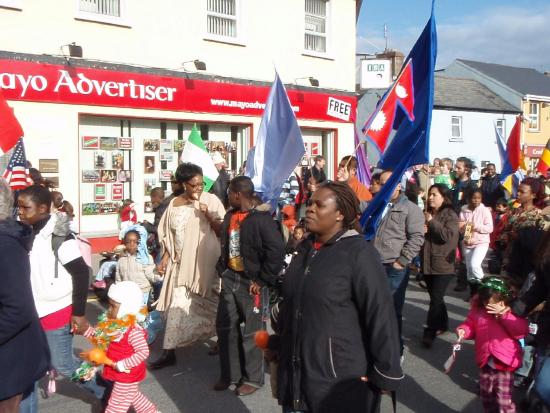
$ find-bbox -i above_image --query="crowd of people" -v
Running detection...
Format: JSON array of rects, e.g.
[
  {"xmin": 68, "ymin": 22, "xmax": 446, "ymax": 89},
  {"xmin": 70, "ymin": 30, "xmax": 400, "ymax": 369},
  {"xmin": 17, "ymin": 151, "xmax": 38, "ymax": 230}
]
[{"xmin": 2, "ymin": 152, "xmax": 550, "ymax": 413}]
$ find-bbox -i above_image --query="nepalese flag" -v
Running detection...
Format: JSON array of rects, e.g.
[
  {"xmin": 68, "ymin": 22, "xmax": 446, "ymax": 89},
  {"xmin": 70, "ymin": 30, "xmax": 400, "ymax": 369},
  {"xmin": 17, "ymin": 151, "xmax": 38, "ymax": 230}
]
[
  {"xmin": 2, "ymin": 138, "xmax": 32, "ymax": 190},
  {"xmin": 0, "ymin": 91, "xmax": 24, "ymax": 155},
  {"xmin": 362, "ymin": 59, "xmax": 415, "ymax": 153}
]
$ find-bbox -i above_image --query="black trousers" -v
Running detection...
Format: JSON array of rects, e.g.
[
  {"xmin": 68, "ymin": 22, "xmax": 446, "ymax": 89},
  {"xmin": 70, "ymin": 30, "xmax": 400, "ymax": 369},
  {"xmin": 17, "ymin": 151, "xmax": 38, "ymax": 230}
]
[
  {"xmin": 424, "ymin": 274, "xmax": 454, "ymax": 335},
  {"xmin": 216, "ymin": 269, "xmax": 265, "ymax": 387}
]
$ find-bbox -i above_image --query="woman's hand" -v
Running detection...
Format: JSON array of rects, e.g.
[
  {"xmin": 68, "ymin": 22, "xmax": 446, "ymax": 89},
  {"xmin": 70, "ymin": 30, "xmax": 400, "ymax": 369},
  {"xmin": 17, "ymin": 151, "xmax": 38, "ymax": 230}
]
[
  {"xmin": 199, "ymin": 202, "xmax": 208, "ymax": 215},
  {"xmin": 424, "ymin": 212, "xmax": 433, "ymax": 222},
  {"xmin": 157, "ymin": 254, "xmax": 169, "ymax": 276}
]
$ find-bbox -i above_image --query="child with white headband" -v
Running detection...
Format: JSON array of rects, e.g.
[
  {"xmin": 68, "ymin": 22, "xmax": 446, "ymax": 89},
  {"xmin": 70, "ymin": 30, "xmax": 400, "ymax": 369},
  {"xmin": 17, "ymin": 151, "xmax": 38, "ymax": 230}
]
[{"xmin": 82, "ymin": 281, "xmax": 160, "ymax": 413}]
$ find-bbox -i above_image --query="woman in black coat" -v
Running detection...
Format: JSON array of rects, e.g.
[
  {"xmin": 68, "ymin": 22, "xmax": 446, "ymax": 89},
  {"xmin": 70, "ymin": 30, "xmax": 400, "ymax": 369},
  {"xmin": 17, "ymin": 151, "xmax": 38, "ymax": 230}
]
[
  {"xmin": 421, "ymin": 184, "xmax": 459, "ymax": 348},
  {"xmin": 274, "ymin": 181, "xmax": 403, "ymax": 413},
  {"xmin": 0, "ymin": 179, "xmax": 49, "ymax": 412}
]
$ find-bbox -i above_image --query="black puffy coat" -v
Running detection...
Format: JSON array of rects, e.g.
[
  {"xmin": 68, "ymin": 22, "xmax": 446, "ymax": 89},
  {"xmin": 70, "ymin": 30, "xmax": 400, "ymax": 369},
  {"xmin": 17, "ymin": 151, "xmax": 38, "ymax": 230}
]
[
  {"xmin": 276, "ymin": 230, "xmax": 403, "ymax": 412},
  {"xmin": 0, "ymin": 219, "xmax": 50, "ymax": 400}
]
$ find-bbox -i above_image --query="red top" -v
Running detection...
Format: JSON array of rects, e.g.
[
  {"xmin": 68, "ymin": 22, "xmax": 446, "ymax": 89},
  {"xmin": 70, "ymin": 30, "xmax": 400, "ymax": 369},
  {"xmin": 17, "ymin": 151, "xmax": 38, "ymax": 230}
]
[
  {"xmin": 103, "ymin": 326, "xmax": 148, "ymax": 383},
  {"xmin": 40, "ymin": 305, "xmax": 72, "ymax": 331}
]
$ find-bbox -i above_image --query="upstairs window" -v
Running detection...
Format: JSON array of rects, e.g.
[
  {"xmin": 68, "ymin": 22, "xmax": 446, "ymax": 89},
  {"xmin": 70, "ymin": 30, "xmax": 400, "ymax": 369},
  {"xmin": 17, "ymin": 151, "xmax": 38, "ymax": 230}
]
[
  {"xmin": 305, "ymin": 0, "xmax": 329, "ymax": 54},
  {"xmin": 528, "ymin": 102, "xmax": 540, "ymax": 131},
  {"xmin": 79, "ymin": 0, "xmax": 120, "ymax": 17},
  {"xmin": 207, "ymin": 0, "xmax": 240, "ymax": 41},
  {"xmin": 75, "ymin": 0, "xmax": 129, "ymax": 27},
  {"xmin": 496, "ymin": 118, "xmax": 506, "ymax": 137},
  {"xmin": 450, "ymin": 116, "xmax": 462, "ymax": 141}
]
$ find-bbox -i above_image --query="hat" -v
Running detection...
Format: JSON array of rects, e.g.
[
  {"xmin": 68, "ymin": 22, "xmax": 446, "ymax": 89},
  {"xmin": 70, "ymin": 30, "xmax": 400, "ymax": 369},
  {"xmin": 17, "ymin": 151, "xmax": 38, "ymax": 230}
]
[
  {"xmin": 108, "ymin": 281, "xmax": 144, "ymax": 319},
  {"xmin": 211, "ymin": 151, "xmax": 226, "ymax": 165}
]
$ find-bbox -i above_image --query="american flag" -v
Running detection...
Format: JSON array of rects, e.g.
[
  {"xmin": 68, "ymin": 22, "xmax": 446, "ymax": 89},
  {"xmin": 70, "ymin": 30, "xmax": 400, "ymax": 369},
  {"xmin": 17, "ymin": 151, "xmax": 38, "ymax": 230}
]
[{"xmin": 2, "ymin": 138, "xmax": 32, "ymax": 190}]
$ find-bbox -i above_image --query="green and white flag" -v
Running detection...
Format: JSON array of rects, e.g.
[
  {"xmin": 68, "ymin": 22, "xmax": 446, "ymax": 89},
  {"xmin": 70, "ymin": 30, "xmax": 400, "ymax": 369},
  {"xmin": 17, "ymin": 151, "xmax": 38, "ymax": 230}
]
[{"xmin": 180, "ymin": 125, "xmax": 218, "ymax": 191}]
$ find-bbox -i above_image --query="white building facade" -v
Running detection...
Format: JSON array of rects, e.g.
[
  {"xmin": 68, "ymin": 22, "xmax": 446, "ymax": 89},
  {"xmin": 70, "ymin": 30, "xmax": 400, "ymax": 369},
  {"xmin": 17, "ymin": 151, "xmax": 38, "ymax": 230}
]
[
  {"xmin": 430, "ymin": 109, "xmax": 518, "ymax": 170},
  {"xmin": 0, "ymin": 0, "xmax": 358, "ymax": 247}
]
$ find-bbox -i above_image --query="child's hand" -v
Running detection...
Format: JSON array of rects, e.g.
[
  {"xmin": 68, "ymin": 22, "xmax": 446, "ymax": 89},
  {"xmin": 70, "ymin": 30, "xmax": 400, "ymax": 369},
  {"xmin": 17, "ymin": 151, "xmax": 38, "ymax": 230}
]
[
  {"xmin": 486, "ymin": 301, "xmax": 510, "ymax": 318},
  {"xmin": 114, "ymin": 361, "xmax": 130, "ymax": 373},
  {"xmin": 456, "ymin": 328, "xmax": 465, "ymax": 341}
]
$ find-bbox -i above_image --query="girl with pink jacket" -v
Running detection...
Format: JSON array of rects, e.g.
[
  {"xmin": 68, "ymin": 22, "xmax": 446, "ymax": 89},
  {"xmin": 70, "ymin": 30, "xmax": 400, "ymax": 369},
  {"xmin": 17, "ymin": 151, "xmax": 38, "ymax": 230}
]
[
  {"xmin": 457, "ymin": 277, "xmax": 528, "ymax": 413},
  {"xmin": 459, "ymin": 189, "xmax": 493, "ymax": 296}
]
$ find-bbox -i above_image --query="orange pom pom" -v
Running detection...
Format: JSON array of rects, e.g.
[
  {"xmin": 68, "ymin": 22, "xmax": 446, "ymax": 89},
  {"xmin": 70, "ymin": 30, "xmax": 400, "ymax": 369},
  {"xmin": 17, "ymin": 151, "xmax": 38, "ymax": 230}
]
[
  {"xmin": 87, "ymin": 347, "xmax": 113, "ymax": 366},
  {"xmin": 254, "ymin": 330, "xmax": 270, "ymax": 349}
]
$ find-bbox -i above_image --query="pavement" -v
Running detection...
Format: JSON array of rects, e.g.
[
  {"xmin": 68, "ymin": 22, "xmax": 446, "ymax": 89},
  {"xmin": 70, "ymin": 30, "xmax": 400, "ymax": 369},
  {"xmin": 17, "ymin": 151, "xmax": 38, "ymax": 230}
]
[{"xmin": 35, "ymin": 272, "xmax": 495, "ymax": 413}]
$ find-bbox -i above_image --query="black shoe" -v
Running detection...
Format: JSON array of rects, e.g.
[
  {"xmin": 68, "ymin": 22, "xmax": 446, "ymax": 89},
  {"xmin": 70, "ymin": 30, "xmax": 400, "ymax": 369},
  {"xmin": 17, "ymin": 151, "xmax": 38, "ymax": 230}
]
[
  {"xmin": 422, "ymin": 329, "xmax": 435, "ymax": 348},
  {"xmin": 213, "ymin": 380, "xmax": 231, "ymax": 391},
  {"xmin": 149, "ymin": 349, "xmax": 176, "ymax": 370},
  {"xmin": 453, "ymin": 283, "xmax": 467, "ymax": 292}
]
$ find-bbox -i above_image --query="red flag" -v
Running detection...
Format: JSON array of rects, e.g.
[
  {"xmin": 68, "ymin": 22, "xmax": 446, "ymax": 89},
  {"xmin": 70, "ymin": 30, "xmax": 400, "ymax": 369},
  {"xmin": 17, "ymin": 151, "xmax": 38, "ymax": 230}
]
[
  {"xmin": 363, "ymin": 60, "xmax": 415, "ymax": 153},
  {"xmin": 2, "ymin": 138, "xmax": 32, "ymax": 190},
  {"xmin": 0, "ymin": 91, "xmax": 24, "ymax": 154},
  {"xmin": 506, "ymin": 116, "xmax": 525, "ymax": 171}
]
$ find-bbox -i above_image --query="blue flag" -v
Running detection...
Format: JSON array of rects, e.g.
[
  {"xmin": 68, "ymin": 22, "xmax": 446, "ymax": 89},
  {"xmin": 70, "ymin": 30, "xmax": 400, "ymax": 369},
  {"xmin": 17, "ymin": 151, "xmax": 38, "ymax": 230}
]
[
  {"xmin": 246, "ymin": 72, "xmax": 305, "ymax": 206},
  {"xmin": 360, "ymin": 5, "xmax": 437, "ymax": 239}
]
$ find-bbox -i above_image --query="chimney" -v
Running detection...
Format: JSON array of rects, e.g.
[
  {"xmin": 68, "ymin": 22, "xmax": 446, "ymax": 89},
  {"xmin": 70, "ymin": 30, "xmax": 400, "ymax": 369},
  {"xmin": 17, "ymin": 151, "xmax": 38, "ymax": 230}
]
[{"xmin": 375, "ymin": 49, "xmax": 405, "ymax": 79}]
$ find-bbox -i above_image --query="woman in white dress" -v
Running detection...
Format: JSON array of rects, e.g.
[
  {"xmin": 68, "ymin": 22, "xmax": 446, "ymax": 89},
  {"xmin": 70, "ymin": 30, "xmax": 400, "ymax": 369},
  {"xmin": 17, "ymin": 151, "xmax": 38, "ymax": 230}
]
[{"xmin": 150, "ymin": 162, "xmax": 225, "ymax": 369}]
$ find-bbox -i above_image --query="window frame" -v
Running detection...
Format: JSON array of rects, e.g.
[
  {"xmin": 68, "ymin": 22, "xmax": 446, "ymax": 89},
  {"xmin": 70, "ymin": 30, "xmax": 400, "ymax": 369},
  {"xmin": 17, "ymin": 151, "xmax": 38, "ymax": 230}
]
[
  {"xmin": 204, "ymin": 0, "xmax": 245, "ymax": 46},
  {"xmin": 303, "ymin": 0, "xmax": 333, "ymax": 59},
  {"xmin": 74, "ymin": 0, "xmax": 131, "ymax": 28},
  {"xmin": 528, "ymin": 102, "xmax": 540, "ymax": 132},
  {"xmin": 450, "ymin": 115, "xmax": 463, "ymax": 142},
  {"xmin": 0, "ymin": 0, "xmax": 23, "ymax": 10},
  {"xmin": 496, "ymin": 118, "xmax": 506, "ymax": 137}
]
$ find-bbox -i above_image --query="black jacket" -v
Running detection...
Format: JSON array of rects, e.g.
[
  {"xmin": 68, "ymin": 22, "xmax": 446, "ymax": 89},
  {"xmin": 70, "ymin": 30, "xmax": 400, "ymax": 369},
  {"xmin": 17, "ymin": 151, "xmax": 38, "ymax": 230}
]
[
  {"xmin": 0, "ymin": 219, "xmax": 50, "ymax": 400},
  {"xmin": 452, "ymin": 179, "xmax": 478, "ymax": 212},
  {"xmin": 512, "ymin": 259, "xmax": 550, "ymax": 348},
  {"xmin": 210, "ymin": 168, "xmax": 231, "ymax": 208},
  {"xmin": 480, "ymin": 174, "xmax": 505, "ymax": 209},
  {"xmin": 218, "ymin": 205, "xmax": 285, "ymax": 287},
  {"xmin": 275, "ymin": 230, "xmax": 403, "ymax": 412}
]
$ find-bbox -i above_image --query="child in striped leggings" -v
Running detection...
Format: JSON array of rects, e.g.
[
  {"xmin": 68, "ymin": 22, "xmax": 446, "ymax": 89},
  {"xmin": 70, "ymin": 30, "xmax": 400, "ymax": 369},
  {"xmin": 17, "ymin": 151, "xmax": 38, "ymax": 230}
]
[{"xmin": 84, "ymin": 281, "xmax": 160, "ymax": 413}]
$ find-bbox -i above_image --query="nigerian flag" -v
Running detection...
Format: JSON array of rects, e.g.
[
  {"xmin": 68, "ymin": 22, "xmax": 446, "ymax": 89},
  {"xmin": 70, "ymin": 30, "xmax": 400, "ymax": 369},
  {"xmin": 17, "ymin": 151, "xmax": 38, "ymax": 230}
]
[{"xmin": 180, "ymin": 125, "xmax": 218, "ymax": 191}]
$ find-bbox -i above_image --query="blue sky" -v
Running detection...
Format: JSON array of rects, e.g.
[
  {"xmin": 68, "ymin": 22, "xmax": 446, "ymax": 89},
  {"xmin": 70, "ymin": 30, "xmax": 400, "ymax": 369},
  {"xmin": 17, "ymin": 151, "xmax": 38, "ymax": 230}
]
[{"xmin": 357, "ymin": 0, "xmax": 550, "ymax": 71}]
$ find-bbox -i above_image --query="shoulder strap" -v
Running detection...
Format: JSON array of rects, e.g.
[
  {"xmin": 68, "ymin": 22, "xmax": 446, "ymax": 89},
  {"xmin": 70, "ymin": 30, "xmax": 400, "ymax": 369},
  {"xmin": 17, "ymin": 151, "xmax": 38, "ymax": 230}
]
[{"xmin": 51, "ymin": 234, "xmax": 66, "ymax": 278}]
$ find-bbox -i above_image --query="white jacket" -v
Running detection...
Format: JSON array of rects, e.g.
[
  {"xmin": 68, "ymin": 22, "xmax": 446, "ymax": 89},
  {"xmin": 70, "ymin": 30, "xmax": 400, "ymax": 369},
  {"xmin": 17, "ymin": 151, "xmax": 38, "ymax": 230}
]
[{"xmin": 29, "ymin": 215, "xmax": 82, "ymax": 318}]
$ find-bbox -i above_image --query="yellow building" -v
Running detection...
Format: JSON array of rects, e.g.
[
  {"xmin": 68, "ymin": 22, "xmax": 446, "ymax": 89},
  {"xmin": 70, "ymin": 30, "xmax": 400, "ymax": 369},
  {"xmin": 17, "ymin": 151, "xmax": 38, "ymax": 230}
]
[{"xmin": 523, "ymin": 97, "xmax": 550, "ymax": 169}]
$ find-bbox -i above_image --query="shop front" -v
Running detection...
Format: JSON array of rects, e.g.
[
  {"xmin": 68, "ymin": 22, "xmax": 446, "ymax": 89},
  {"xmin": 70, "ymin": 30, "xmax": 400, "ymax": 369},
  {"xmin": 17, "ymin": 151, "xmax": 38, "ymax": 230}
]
[{"xmin": 1, "ymin": 54, "xmax": 356, "ymax": 248}]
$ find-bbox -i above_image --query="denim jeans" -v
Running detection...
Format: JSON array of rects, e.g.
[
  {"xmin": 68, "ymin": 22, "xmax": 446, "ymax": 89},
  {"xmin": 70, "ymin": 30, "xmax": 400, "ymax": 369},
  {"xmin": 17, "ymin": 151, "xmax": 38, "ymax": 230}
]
[
  {"xmin": 534, "ymin": 347, "xmax": 550, "ymax": 406},
  {"xmin": 18, "ymin": 383, "xmax": 37, "ymax": 413},
  {"xmin": 383, "ymin": 264, "xmax": 410, "ymax": 354},
  {"xmin": 44, "ymin": 323, "xmax": 105, "ymax": 399},
  {"xmin": 216, "ymin": 269, "xmax": 265, "ymax": 387}
]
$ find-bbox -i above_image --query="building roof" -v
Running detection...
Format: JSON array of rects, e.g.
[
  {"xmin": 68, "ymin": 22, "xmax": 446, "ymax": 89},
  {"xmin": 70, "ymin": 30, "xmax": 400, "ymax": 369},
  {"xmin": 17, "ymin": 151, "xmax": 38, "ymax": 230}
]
[
  {"xmin": 434, "ymin": 76, "xmax": 519, "ymax": 113},
  {"xmin": 456, "ymin": 59, "xmax": 550, "ymax": 97}
]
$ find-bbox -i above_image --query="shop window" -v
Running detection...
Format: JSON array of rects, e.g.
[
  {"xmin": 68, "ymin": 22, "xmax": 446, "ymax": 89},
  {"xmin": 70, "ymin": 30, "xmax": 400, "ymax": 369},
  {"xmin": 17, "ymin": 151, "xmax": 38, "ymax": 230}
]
[
  {"xmin": 304, "ymin": 0, "xmax": 329, "ymax": 55},
  {"xmin": 496, "ymin": 118, "xmax": 506, "ymax": 137},
  {"xmin": 450, "ymin": 116, "xmax": 462, "ymax": 142},
  {"xmin": 528, "ymin": 103, "xmax": 540, "ymax": 131},
  {"xmin": 75, "ymin": 0, "xmax": 130, "ymax": 27},
  {"xmin": 206, "ymin": 0, "xmax": 243, "ymax": 44}
]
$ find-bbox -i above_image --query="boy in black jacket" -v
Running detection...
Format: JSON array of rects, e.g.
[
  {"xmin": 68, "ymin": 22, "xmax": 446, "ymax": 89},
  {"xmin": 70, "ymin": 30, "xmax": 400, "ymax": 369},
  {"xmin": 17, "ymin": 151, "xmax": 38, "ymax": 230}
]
[{"xmin": 214, "ymin": 176, "xmax": 285, "ymax": 396}]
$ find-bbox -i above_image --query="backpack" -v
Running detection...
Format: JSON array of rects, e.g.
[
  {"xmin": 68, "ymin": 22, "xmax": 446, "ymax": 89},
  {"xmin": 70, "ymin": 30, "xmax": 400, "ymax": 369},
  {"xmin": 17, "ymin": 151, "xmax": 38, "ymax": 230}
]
[{"xmin": 51, "ymin": 233, "xmax": 92, "ymax": 278}]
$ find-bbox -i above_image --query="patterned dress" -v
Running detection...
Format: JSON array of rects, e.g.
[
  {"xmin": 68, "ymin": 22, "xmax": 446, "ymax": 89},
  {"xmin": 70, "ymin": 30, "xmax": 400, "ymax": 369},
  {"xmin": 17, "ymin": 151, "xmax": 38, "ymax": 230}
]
[{"xmin": 162, "ymin": 205, "xmax": 219, "ymax": 349}]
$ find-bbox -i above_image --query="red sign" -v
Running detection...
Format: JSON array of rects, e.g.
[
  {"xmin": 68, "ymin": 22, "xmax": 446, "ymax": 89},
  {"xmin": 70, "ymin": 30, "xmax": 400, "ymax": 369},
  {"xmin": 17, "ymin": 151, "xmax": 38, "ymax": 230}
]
[
  {"xmin": 82, "ymin": 136, "xmax": 99, "ymax": 149},
  {"xmin": 524, "ymin": 145, "xmax": 546, "ymax": 158},
  {"xmin": 112, "ymin": 183, "xmax": 124, "ymax": 201},
  {"xmin": 0, "ymin": 59, "xmax": 356, "ymax": 123}
]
